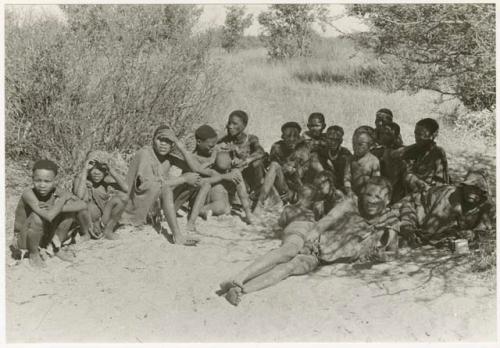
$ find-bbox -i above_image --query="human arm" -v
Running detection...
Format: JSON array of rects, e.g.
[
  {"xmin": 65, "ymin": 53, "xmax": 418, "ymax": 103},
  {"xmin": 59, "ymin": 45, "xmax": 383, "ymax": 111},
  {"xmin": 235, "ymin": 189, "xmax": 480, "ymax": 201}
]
[
  {"xmin": 172, "ymin": 138, "xmax": 216, "ymax": 177},
  {"xmin": 104, "ymin": 163, "xmax": 129, "ymax": 194},
  {"xmin": 73, "ymin": 160, "xmax": 93, "ymax": 199},
  {"xmin": 371, "ymin": 156, "xmax": 381, "ymax": 177},
  {"xmin": 22, "ymin": 190, "xmax": 71, "ymax": 223}
]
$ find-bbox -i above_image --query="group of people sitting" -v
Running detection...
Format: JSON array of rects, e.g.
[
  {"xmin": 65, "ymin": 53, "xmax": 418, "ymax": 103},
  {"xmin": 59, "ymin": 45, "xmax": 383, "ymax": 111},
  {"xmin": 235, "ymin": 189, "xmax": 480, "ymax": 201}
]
[{"xmin": 12, "ymin": 108, "xmax": 493, "ymax": 305}]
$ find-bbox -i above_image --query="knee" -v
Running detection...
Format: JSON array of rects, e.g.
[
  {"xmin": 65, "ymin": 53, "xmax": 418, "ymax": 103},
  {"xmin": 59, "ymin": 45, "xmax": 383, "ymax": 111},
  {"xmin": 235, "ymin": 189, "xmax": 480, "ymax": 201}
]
[
  {"xmin": 27, "ymin": 213, "xmax": 44, "ymax": 229},
  {"xmin": 268, "ymin": 162, "xmax": 280, "ymax": 172}
]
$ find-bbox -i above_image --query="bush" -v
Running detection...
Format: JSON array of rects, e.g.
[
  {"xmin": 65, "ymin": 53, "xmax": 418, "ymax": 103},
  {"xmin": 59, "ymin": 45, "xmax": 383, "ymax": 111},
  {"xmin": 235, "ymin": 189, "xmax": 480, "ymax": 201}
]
[{"xmin": 5, "ymin": 5, "xmax": 224, "ymax": 176}]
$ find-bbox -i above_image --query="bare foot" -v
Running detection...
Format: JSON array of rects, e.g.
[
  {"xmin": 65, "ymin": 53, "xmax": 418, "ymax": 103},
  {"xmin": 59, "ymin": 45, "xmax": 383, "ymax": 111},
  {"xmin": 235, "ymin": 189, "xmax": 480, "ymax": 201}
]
[
  {"xmin": 225, "ymin": 286, "xmax": 243, "ymax": 306},
  {"xmin": 245, "ymin": 213, "xmax": 259, "ymax": 225},
  {"xmin": 104, "ymin": 231, "xmax": 119, "ymax": 240},
  {"xmin": 80, "ymin": 233, "xmax": 91, "ymax": 242},
  {"xmin": 253, "ymin": 203, "xmax": 265, "ymax": 216},
  {"xmin": 29, "ymin": 254, "xmax": 47, "ymax": 269},
  {"xmin": 216, "ymin": 280, "xmax": 243, "ymax": 296},
  {"xmin": 174, "ymin": 234, "xmax": 199, "ymax": 246},
  {"xmin": 55, "ymin": 249, "xmax": 75, "ymax": 263}
]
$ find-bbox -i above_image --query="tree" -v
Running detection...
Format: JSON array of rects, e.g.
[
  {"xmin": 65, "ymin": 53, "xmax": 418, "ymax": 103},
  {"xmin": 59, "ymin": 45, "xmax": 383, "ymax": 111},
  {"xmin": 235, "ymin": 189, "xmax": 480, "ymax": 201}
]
[
  {"xmin": 6, "ymin": 5, "xmax": 223, "ymax": 175},
  {"xmin": 221, "ymin": 5, "xmax": 253, "ymax": 52},
  {"xmin": 349, "ymin": 4, "xmax": 495, "ymax": 111},
  {"xmin": 258, "ymin": 4, "xmax": 330, "ymax": 60}
]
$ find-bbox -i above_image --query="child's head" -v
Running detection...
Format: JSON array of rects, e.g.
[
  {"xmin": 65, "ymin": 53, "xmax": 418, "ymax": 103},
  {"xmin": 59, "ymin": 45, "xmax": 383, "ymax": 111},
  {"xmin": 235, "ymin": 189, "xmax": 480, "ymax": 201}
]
[
  {"xmin": 325, "ymin": 125, "xmax": 344, "ymax": 151},
  {"xmin": 226, "ymin": 110, "xmax": 248, "ymax": 137},
  {"xmin": 298, "ymin": 183, "xmax": 318, "ymax": 208},
  {"xmin": 378, "ymin": 122, "xmax": 400, "ymax": 147},
  {"xmin": 214, "ymin": 151, "xmax": 232, "ymax": 172},
  {"xmin": 281, "ymin": 122, "xmax": 302, "ymax": 150},
  {"xmin": 195, "ymin": 124, "xmax": 218, "ymax": 156},
  {"xmin": 314, "ymin": 171, "xmax": 335, "ymax": 198},
  {"xmin": 359, "ymin": 176, "xmax": 392, "ymax": 219},
  {"xmin": 153, "ymin": 124, "xmax": 176, "ymax": 156},
  {"xmin": 88, "ymin": 161, "xmax": 108, "ymax": 184},
  {"xmin": 32, "ymin": 160, "xmax": 58, "ymax": 197},
  {"xmin": 375, "ymin": 108, "xmax": 393, "ymax": 129},
  {"xmin": 414, "ymin": 118, "xmax": 439, "ymax": 146},
  {"xmin": 293, "ymin": 141, "xmax": 311, "ymax": 165},
  {"xmin": 460, "ymin": 168, "xmax": 489, "ymax": 206},
  {"xmin": 306, "ymin": 112, "xmax": 326, "ymax": 138},
  {"xmin": 352, "ymin": 130, "xmax": 374, "ymax": 158}
]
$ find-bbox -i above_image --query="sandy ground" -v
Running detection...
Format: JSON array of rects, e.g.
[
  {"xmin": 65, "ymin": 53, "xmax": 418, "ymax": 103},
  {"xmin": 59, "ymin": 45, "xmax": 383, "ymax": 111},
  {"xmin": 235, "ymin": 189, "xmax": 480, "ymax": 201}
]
[
  {"xmin": 5, "ymin": 202, "xmax": 497, "ymax": 342},
  {"xmin": 4, "ymin": 146, "xmax": 497, "ymax": 343}
]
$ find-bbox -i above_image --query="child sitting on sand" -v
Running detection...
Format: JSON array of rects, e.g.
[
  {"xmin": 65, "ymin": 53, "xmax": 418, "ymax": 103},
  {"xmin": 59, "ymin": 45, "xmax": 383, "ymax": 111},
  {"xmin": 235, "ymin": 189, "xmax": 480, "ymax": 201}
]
[
  {"xmin": 309, "ymin": 125, "xmax": 352, "ymax": 194},
  {"xmin": 402, "ymin": 118, "xmax": 449, "ymax": 193},
  {"xmin": 344, "ymin": 127, "xmax": 380, "ymax": 197},
  {"xmin": 303, "ymin": 112, "xmax": 327, "ymax": 153},
  {"xmin": 254, "ymin": 121, "xmax": 304, "ymax": 212},
  {"xmin": 218, "ymin": 110, "xmax": 267, "ymax": 198},
  {"xmin": 217, "ymin": 184, "xmax": 320, "ymax": 306},
  {"xmin": 186, "ymin": 151, "xmax": 257, "ymax": 230},
  {"xmin": 11, "ymin": 160, "xmax": 89, "ymax": 268},
  {"xmin": 73, "ymin": 157, "xmax": 129, "ymax": 240}
]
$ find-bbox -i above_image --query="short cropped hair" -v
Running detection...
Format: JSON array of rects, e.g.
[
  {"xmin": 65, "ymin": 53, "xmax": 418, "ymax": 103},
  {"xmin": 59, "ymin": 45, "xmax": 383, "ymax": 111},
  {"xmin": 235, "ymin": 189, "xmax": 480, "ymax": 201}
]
[
  {"xmin": 195, "ymin": 124, "xmax": 218, "ymax": 140},
  {"xmin": 327, "ymin": 125, "xmax": 344, "ymax": 136},
  {"xmin": 229, "ymin": 110, "xmax": 249, "ymax": 126},
  {"xmin": 376, "ymin": 108, "xmax": 393, "ymax": 119},
  {"xmin": 387, "ymin": 122, "xmax": 401, "ymax": 137},
  {"xmin": 281, "ymin": 121, "xmax": 302, "ymax": 134},
  {"xmin": 315, "ymin": 170, "xmax": 336, "ymax": 186},
  {"xmin": 33, "ymin": 159, "xmax": 58, "ymax": 176},
  {"xmin": 308, "ymin": 112, "xmax": 325, "ymax": 124},
  {"xmin": 416, "ymin": 118, "xmax": 439, "ymax": 134},
  {"xmin": 361, "ymin": 176, "xmax": 392, "ymax": 198},
  {"xmin": 354, "ymin": 125, "xmax": 376, "ymax": 139}
]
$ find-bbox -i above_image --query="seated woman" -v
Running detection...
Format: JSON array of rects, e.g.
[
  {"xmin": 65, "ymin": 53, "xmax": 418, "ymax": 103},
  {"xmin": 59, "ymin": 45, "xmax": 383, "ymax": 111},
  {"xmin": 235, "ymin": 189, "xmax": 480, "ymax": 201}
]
[{"xmin": 73, "ymin": 158, "xmax": 129, "ymax": 240}]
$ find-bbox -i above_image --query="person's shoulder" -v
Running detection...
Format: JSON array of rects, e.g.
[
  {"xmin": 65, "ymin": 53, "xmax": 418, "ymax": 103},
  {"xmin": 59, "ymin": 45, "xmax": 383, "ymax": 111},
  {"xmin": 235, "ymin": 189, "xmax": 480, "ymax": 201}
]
[
  {"xmin": 20, "ymin": 188, "xmax": 35, "ymax": 201},
  {"xmin": 340, "ymin": 146, "xmax": 352, "ymax": 156},
  {"xmin": 433, "ymin": 145, "xmax": 448, "ymax": 158},
  {"xmin": 218, "ymin": 134, "xmax": 230, "ymax": 144},
  {"xmin": 248, "ymin": 134, "xmax": 260, "ymax": 143}
]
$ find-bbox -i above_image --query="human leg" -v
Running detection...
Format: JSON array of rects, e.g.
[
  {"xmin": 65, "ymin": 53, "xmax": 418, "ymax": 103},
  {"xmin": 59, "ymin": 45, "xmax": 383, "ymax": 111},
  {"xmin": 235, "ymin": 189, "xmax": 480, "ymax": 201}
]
[
  {"xmin": 186, "ymin": 182, "xmax": 212, "ymax": 231},
  {"xmin": 24, "ymin": 214, "xmax": 47, "ymax": 268},
  {"xmin": 160, "ymin": 185, "xmax": 199, "ymax": 246},
  {"xmin": 102, "ymin": 194, "xmax": 128, "ymax": 240},
  {"xmin": 224, "ymin": 254, "xmax": 319, "ymax": 306}
]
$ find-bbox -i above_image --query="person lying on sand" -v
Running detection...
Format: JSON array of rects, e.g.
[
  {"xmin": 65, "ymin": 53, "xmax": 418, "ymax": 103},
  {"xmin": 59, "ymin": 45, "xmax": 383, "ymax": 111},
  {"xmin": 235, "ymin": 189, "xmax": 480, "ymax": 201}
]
[
  {"xmin": 217, "ymin": 177, "xmax": 399, "ymax": 306},
  {"xmin": 398, "ymin": 167, "xmax": 493, "ymax": 248},
  {"xmin": 309, "ymin": 125, "xmax": 352, "ymax": 194},
  {"xmin": 217, "ymin": 184, "xmax": 319, "ymax": 306},
  {"xmin": 186, "ymin": 151, "xmax": 258, "ymax": 230},
  {"xmin": 11, "ymin": 160, "xmax": 89, "ymax": 268},
  {"xmin": 254, "ymin": 122, "xmax": 305, "ymax": 213},
  {"xmin": 344, "ymin": 128, "xmax": 380, "ymax": 197},
  {"xmin": 218, "ymin": 110, "xmax": 267, "ymax": 202},
  {"xmin": 118, "ymin": 125, "xmax": 216, "ymax": 246},
  {"xmin": 73, "ymin": 157, "xmax": 128, "ymax": 240}
]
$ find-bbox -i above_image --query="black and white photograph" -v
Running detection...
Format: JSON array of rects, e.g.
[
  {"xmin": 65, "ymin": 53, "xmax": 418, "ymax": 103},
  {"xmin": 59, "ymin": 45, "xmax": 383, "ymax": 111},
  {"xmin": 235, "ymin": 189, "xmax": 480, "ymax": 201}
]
[{"xmin": 3, "ymin": 2, "xmax": 497, "ymax": 343}]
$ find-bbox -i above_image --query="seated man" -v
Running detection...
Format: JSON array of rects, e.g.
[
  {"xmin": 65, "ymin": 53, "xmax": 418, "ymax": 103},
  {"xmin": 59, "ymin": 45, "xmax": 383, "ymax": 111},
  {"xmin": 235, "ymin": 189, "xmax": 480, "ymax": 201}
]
[
  {"xmin": 371, "ymin": 122, "xmax": 406, "ymax": 203},
  {"xmin": 309, "ymin": 125, "xmax": 352, "ymax": 194},
  {"xmin": 344, "ymin": 127, "xmax": 380, "ymax": 196},
  {"xmin": 173, "ymin": 124, "xmax": 219, "ymax": 212},
  {"xmin": 217, "ymin": 177, "xmax": 399, "ymax": 306},
  {"xmin": 218, "ymin": 110, "xmax": 267, "ymax": 198},
  {"xmin": 374, "ymin": 108, "xmax": 403, "ymax": 147},
  {"xmin": 119, "ymin": 125, "xmax": 214, "ymax": 246},
  {"xmin": 399, "ymin": 167, "xmax": 493, "ymax": 248},
  {"xmin": 11, "ymin": 160, "xmax": 89, "ymax": 268},
  {"xmin": 402, "ymin": 118, "xmax": 449, "ymax": 193},
  {"xmin": 254, "ymin": 121, "xmax": 303, "ymax": 212},
  {"xmin": 186, "ymin": 151, "xmax": 257, "ymax": 229},
  {"xmin": 73, "ymin": 157, "xmax": 129, "ymax": 240}
]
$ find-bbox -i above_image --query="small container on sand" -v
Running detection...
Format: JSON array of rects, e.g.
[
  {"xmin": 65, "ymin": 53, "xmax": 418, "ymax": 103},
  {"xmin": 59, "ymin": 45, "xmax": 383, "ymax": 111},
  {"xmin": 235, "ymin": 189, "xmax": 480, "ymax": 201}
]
[{"xmin": 454, "ymin": 239, "xmax": 470, "ymax": 255}]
